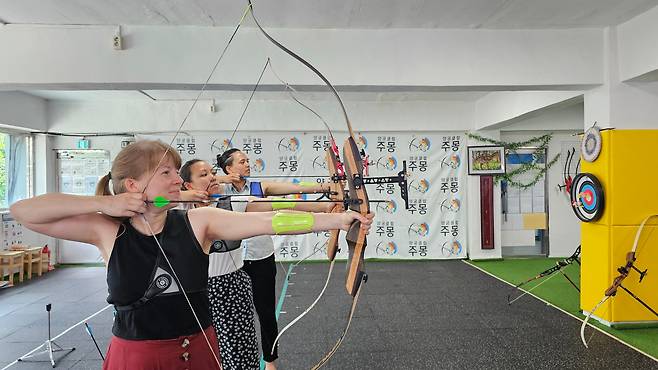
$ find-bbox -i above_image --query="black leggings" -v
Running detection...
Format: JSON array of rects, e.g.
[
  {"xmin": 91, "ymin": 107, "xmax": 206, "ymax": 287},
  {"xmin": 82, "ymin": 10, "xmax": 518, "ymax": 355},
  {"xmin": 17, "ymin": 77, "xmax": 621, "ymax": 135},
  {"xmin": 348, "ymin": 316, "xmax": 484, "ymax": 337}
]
[{"xmin": 243, "ymin": 254, "xmax": 279, "ymax": 362}]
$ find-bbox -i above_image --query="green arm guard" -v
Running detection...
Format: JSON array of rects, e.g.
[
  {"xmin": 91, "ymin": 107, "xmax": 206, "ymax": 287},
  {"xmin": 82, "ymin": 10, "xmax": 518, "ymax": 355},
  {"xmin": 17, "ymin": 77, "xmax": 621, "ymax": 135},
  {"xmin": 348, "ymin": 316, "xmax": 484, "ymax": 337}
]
[
  {"xmin": 272, "ymin": 212, "xmax": 315, "ymax": 234},
  {"xmin": 271, "ymin": 197, "xmax": 297, "ymax": 210}
]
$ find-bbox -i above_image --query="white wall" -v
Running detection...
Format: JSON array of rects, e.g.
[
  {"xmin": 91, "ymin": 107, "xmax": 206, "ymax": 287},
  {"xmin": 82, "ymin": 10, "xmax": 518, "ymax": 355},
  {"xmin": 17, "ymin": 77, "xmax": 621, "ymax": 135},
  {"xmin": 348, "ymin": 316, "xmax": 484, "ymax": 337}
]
[
  {"xmin": 47, "ymin": 98, "xmax": 475, "ymax": 133},
  {"xmin": 585, "ymin": 27, "xmax": 658, "ymax": 130},
  {"xmin": 0, "ymin": 25, "xmax": 603, "ymax": 89},
  {"xmin": 475, "ymin": 91, "xmax": 583, "ymax": 131},
  {"xmin": 617, "ymin": 4, "xmax": 658, "ymax": 81},
  {"xmin": 0, "ymin": 92, "xmax": 47, "ymax": 131},
  {"xmin": 501, "ymin": 103, "xmax": 584, "ymax": 132}
]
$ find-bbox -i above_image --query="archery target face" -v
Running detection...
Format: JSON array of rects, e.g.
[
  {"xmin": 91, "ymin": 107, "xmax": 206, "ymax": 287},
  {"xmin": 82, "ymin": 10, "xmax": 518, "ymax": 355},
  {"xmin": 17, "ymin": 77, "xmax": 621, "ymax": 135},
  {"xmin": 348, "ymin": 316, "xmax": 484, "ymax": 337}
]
[
  {"xmin": 570, "ymin": 173, "xmax": 604, "ymax": 222},
  {"xmin": 581, "ymin": 126, "xmax": 602, "ymax": 162}
]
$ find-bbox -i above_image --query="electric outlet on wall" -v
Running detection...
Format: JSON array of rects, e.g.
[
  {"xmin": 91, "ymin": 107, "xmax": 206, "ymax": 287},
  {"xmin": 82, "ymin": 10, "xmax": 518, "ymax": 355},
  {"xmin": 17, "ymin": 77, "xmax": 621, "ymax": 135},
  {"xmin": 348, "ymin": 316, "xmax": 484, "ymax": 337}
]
[{"xmin": 113, "ymin": 26, "xmax": 122, "ymax": 50}]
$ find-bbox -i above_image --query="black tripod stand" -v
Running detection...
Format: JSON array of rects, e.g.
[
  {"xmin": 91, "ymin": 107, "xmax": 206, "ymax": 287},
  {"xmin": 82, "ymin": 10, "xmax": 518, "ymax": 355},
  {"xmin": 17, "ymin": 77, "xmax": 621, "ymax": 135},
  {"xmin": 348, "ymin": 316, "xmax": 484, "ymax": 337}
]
[{"xmin": 18, "ymin": 304, "xmax": 75, "ymax": 368}]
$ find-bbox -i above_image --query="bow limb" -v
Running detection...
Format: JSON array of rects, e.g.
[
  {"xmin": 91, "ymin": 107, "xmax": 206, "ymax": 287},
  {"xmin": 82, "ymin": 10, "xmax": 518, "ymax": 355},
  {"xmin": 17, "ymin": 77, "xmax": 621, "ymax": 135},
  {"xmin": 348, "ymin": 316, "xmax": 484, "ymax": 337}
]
[
  {"xmin": 581, "ymin": 215, "xmax": 658, "ymax": 348},
  {"xmin": 507, "ymin": 245, "xmax": 580, "ymax": 305},
  {"xmin": 234, "ymin": 41, "xmax": 350, "ymax": 353},
  {"xmin": 310, "ymin": 283, "xmax": 365, "ymax": 370},
  {"xmin": 247, "ymin": 0, "xmax": 353, "ymax": 135},
  {"xmin": 247, "ymin": 1, "xmax": 366, "ymax": 268},
  {"xmin": 507, "ymin": 267, "xmax": 563, "ymax": 306},
  {"xmin": 581, "ymin": 295, "xmax": 610, "ymax": 348},
  {"xmin": 246, "ymin": 3, "xmax": 369, "ymax": 367},
  {"xmin": 270, "ymin": 260, "xmax": 336, "ymax": 355}
]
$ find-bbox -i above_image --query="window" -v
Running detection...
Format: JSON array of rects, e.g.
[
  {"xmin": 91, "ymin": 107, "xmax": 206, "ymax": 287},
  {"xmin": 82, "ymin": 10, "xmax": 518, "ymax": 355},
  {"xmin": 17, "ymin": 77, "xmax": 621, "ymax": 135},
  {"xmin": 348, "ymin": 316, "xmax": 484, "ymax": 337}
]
[{"xmin": 0, "ymin": 132, "xmax": 32, "ymax": 209}]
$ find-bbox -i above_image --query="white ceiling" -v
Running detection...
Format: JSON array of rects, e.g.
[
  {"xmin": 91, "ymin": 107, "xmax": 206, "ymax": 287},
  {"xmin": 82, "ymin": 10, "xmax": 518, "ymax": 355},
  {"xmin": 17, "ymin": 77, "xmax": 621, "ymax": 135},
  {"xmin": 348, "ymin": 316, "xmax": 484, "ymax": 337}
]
[{"xmin": 0, "ymin": 0, "xmax": 656, "ymax": 29}]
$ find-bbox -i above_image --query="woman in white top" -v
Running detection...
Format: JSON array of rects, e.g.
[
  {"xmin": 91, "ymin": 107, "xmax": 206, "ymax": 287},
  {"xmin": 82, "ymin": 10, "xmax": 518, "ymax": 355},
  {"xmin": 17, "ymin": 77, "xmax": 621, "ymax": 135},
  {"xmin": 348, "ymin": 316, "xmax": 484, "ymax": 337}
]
[
  {"xmin": 215, "ymin": 149, "xmax": 332, "ymax": 370},
  {"xmin": 180, "ymin": 159, "xmax": 262, "ymax": 370}
]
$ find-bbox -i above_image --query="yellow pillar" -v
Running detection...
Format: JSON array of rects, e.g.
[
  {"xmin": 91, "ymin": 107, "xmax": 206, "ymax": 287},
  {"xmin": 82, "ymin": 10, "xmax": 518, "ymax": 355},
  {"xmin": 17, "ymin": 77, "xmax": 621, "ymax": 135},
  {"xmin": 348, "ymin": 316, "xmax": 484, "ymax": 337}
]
[{"xmin": 580, "ymin": 129, "xmax": 658, "ymax": 326}]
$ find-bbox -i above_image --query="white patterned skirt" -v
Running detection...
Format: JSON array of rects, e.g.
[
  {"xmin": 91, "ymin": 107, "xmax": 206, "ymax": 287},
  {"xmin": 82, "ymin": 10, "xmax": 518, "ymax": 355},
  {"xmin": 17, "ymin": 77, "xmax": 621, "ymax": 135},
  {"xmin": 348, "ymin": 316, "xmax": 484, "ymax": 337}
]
[{"xmin": 208, "ymin": 269, "xmax": 259, "ymax": 370}]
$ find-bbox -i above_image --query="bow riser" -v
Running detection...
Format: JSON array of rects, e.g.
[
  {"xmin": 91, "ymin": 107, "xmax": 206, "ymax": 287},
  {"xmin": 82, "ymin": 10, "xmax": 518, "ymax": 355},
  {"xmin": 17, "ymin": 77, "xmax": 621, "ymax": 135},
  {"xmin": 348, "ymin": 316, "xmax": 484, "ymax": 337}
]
[
  {"xmin": 326, "ymin": 211, "xmax": 342, "ymax": 261},
  {"xmin": 343, "ymin": 137, "xmax": 370, "ymax": 214},
  {"xmin": 345, "ymin": 227, "xmax": 367, "ymax": 296},
  {"xmin": 343, "ymin": 136, "xmax": 369, "ymax": 297}
]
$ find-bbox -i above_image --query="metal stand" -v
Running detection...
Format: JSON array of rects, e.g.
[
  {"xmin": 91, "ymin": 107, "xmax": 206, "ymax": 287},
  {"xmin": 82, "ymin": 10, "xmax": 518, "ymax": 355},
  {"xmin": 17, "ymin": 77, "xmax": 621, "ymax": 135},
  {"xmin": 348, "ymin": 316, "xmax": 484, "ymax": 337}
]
[{"xmin": 18, "ymin": 304, "xmax": 75, "ymax": 368}]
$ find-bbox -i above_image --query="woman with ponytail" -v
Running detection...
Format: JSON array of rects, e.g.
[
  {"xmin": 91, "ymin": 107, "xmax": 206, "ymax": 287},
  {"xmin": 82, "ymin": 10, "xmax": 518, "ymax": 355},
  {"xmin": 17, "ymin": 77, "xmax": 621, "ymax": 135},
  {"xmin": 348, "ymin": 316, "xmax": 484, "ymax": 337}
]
[
  {"xmin": 179, "ymin": 158, "xmax": 260, "ymax": 370},
  {"xmin": 10, "ymin": 140, "xmax": 373, "ymax": 370}
]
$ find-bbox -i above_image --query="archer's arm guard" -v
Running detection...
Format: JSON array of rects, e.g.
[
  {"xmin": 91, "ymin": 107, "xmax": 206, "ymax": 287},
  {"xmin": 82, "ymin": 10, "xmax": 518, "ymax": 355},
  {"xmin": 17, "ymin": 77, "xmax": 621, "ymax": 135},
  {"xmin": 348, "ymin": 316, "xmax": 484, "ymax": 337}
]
[
  {"xmin": 271, "ymin": 197, "xmax": 297, "ymax": 210},
  {"xmin": 272, "ymin": 212, "xmax": 315, "ymax": 234}
]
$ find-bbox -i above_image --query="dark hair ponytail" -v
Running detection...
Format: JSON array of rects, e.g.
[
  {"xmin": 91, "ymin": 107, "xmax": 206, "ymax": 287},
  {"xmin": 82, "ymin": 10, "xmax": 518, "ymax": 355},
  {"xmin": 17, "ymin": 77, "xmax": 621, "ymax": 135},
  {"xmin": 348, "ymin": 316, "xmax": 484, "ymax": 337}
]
[
  {"xmin": 217, "ymin": 148, "xmax": 240, "ymax": 174},
  {"xmin": 180, "ymin": 159, "xmax": 204, "ymax": 190}
]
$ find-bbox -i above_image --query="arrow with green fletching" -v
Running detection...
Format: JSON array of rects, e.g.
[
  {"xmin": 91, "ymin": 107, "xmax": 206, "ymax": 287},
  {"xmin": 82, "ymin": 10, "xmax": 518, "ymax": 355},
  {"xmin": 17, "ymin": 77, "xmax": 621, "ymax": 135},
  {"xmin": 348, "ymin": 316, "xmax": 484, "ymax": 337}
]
[{"xmin": 147, "ymin": 195, "xmax": 389, "ymax": 208}]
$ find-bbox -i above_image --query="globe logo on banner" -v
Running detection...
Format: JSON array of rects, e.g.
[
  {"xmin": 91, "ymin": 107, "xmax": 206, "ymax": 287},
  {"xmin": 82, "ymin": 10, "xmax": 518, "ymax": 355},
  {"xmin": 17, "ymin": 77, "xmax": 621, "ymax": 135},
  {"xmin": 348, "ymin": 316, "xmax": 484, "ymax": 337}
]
[
  {"xmin": 410, "ymin": 179, "xmax": 430, "ymax": 194},
  {"xmin": 440, "ymin": 198, "xmax": 461, "ymax": 212},
  {"xmin": 440, "ymin": 153, "xmax": 461, "ymax": 169},
  {"xmin": 408, "ymin": 223, "xmax": 430, "ymax": 237},
  {"xmin": 211, "ymin": 138, "xmax": 233, "ymax": 154},
  {"xmin": 442, "ymin": 240, "xmax": 462, "ymax": 256},
  {"xmin": 409, "ymin": 137, "xmax": 431, "ymax": 152},
  {"xmin": 277, "ymin": 137, "xmax": 301, "ymax": 152},
  {"xmin": 376, "ymin": 241, "xmax": 398, "ymax": 256},
  {"xmin": 375, "ymin": 156, "xmax": 398, "ymax": 171},
  {"xmin": 311, "ymin": 156, "xmax": 328, "ymax": 171},
  {"xmin": 357, "ymin": 134, "xmax": 368, "ymax": 151},
  {"xmin": 376, "ymin": 200, "xmax": 398, "ymax": 214},
  {"xmin": 251, "ymin": 158, "xmax": 265, "ymax": 173},
  {"xmin": 312, "ymin": 240, "xmax": 328, "ymax": 256}
]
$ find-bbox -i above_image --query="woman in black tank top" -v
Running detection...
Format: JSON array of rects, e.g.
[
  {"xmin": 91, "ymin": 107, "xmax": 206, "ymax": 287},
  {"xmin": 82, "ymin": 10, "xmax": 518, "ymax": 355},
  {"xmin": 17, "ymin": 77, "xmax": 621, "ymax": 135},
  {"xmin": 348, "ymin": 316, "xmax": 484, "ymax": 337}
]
[{"xmin": 10, "ymin": 140, "xmax": 374, "ymax": 370}]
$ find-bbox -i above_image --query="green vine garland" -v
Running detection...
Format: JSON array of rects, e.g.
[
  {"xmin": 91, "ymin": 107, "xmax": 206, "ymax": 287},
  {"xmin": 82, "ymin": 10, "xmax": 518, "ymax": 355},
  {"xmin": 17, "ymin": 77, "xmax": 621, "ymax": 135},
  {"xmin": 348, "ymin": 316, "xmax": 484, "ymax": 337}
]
[{"xmin": 465, "ymin": 132, "xmax": 560, "ymax": 190}]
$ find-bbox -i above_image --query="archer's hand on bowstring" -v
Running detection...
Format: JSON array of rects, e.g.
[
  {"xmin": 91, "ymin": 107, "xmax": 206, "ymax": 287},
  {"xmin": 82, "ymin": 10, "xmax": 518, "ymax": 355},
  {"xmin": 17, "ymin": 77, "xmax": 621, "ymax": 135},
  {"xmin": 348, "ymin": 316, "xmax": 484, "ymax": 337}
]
[
  {"xmin": 100, "ymin": 192, "xmax": 148, "ymax": 217},
  {"xmin": 215, "ymin": 173, "xmax": 242, "ymax": 185}
]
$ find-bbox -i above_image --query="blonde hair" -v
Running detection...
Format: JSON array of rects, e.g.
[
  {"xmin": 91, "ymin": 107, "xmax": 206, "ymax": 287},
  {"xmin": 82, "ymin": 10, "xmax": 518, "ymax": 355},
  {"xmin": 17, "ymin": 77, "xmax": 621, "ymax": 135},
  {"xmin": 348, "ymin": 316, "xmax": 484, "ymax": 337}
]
[{"xmin": 96, "ymin": 140, "xmax": 182, "ymax": 196}]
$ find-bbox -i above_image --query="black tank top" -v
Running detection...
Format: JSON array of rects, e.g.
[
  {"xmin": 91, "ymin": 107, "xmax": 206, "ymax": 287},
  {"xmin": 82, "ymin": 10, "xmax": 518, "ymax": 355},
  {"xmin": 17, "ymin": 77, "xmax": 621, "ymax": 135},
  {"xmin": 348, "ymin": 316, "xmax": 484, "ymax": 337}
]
[
  {"xmin": 106, "ymin": 209, "xmax": 211, "ymax": 340},
  {"xmin": 209, "ymin": 197, "xmax": 242, "ymax": 253}
]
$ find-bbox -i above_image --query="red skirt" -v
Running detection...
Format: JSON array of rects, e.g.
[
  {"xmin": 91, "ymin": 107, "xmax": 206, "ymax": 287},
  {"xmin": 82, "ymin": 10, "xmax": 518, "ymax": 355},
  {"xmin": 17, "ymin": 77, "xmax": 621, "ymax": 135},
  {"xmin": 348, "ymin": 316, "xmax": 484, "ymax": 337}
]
[{"xmin": 103, "ymin": 326, "xmax": 221, "ymax": 370}]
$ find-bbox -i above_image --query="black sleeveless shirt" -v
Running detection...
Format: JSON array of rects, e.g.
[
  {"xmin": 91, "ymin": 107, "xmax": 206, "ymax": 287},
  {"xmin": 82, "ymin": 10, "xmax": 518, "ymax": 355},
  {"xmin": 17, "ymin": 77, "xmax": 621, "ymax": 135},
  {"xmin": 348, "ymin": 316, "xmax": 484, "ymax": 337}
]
[
  {"xmin": 106, "ymin": 209, "xmax": 211, "ymax": 340},
  {"xmin": 209, "ymin": 197, "xmax": 242, "ymax": 253}
]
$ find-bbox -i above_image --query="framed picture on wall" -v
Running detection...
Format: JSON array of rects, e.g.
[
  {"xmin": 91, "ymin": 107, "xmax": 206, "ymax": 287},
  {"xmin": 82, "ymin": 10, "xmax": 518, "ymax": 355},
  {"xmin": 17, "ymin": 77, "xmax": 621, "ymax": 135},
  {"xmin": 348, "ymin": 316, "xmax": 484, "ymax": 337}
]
[{"xmin": 467, "ymin": 145, "xmax": 506, "ymax": 175}]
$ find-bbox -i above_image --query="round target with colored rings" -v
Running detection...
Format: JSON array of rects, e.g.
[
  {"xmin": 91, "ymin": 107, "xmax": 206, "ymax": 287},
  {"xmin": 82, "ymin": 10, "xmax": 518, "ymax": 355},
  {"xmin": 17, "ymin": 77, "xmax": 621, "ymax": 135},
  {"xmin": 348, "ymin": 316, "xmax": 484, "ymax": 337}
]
[
  {"xmin": 581, "ymin": 126, "xmax": 602, "ymax": 162},
  {"xmin": 570, "ymin": 173, "xmax": 604, "ymax": 222}
]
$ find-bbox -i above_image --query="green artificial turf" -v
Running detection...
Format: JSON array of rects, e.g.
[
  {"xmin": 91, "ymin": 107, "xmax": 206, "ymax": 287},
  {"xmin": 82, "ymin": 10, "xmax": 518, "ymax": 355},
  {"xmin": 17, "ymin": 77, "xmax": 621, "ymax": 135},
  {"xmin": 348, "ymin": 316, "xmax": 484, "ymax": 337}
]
[{"xmin": 468, "ymin": 258, "xmax": 658, "ymax": 360}]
